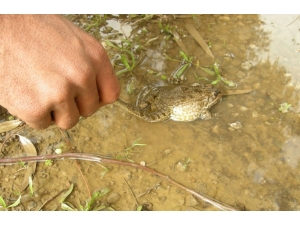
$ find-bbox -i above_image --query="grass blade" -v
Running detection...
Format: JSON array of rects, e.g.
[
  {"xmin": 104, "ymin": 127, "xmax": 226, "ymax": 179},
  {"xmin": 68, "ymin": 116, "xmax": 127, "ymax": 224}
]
[
  {"xmin": 0, "ymin": 196, "xmax": 7, "ymax": 209},
  {"xmin": 199, "ymin": 66, "xmax": 215, "ymax": 76},
  {"xmin": 61, "ymin": 203, "xmax": 77, "ymax": 211},
  {"xmin": 121, "ymin": 54, "xmax": 131, "ymax": 70},
  {"xmin": 60, "ymin": 183, "xmax": 74, "ymax": 204},
  {"xmin": 104, "ymin": 40, "xmax": 120, "ymax": 49},
  {"xmin": 8, "ymin": 195, "xmax": 21, "ymax": 208}
]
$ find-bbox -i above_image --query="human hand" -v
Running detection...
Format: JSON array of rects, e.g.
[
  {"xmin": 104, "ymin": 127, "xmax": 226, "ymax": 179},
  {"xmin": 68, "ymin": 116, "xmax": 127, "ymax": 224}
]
[{"xmin": 0, "ymin": 15, "xmax": 120, "ymax": 129}]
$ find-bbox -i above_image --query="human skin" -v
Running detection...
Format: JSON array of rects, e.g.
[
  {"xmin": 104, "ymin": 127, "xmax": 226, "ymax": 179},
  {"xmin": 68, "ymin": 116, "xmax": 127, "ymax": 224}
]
[{"xmin": 0, "ymin": 15, "xmax": 120, "ymax": 130}]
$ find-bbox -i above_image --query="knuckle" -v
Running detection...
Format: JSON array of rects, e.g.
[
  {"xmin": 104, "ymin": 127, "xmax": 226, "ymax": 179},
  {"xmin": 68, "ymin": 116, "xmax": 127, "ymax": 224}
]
[{"xmin": 55, "ymin": 116, "xmax": 79, "ymax": 130}]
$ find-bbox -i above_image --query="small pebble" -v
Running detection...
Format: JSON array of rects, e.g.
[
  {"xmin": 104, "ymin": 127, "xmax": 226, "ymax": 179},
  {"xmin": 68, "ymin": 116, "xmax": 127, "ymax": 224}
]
[
  {"xmin": 164, "ymin": 149, "xmax": 171, "ymax": 155},
  {"xmin": 107, "ymin": 192, "xmax": 121, "ymax": 204},
  {"xmin": 240, "ymin": 106, "xmax": 248, "ymax": 111},
  {"xmin": 54, "ymin": 148, "xmax": 62, "ymax": 154},
  {"xmin": 175, "ymin": 162, "xmax": 186, "ymax": 172},
  {"xmin": 28, "ymin": 200, "xmax": 37, "ymax": 210},
  {"xmin": 252, "ymin": 111, "xmax": 259, "ymax": 118},
  {"xmin": 229, "ymin": 121, "xmax": 242, "ymax": 129}
]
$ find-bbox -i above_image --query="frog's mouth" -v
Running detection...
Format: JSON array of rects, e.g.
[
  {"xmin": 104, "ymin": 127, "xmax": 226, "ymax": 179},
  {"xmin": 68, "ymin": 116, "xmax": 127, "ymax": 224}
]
[
  {"xmin": 207, "ymin": 90, "xmax": 222, "ymax": 107},
  {"xmin": 214, "ymin": 90, "xmax": 221, "ymax": 97}
]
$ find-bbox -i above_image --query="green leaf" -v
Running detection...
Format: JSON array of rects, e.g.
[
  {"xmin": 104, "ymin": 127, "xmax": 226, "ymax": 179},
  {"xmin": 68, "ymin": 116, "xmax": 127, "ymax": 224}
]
[
  {"xmin": 221, "ymin": 78, "xmax": 237, "ymax": 87},
  {"xmin": 61, "ymin": 202, "xmax": 77, "ymax": 211},
  {"xmin": 177, "ymin": 64, "xmax": 190, "ymax": 77},
  {"xmin": 199, "ymin": 66, "xmax": 215, "ymax": 76},
  {"xmin": 93, "ymin": 204, "xmax": 107, "ymax": 211},
  {"xmin": 116, "ymin": 68, "xmax": 129, "ymax": 76},
  {"xmin": 8, "ymin": 195, "xmax": 21, "ymax": 208},
  {"xmin": 211, "ymin": 79, "xmax": 220, "ymax": 85},
  {"xmin": 213, "ymin": 62, "xmax": 220, "ymax": 75},
  {"xmin": 104, "ymin": 40, "xmax": 119, "ymax": 49},
  {"xmin": 60, "ymin": 183, "xmax": 74, "ymax": 204},
  {"xmin": 279, "ymin": 103, "xmax": 292, "ymax": 113},
  {"xmin": 124, "ymin": 50, "xmax": 137, "ymax": 69},
  {"xmin": 179, "ymin": 51, "xmax": 189, "ymax": 61},
  {"xmin": 0, "ymin": 196, "xmax": 7, "ymax": 209},
  {"xmin": 82, "ymin": 188, "xmax": 110, "ymax": 211},
  {"xmin": 121, "ymin": 54, "xmax": 131, "ymax": 70},
  {"xmin": 160, "ymin": 75, "xmax": 167, "ymax": 80}
]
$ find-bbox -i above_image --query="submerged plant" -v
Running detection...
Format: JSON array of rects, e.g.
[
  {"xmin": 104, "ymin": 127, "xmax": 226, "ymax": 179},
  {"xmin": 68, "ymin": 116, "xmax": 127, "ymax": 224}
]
[
  {"xmin": 199, "ymin": 62, "xmax": 237, "ymax": 87},
  {"xmin": 0, "ymin": 195, "xmax": 21, "ymax": 210},
  {"xmin": 279, "ymin": 103, "xmax": 292, "ymax": 113},
  {"xmin": 116, "ymin": 137, "xmax": 146, "ymax": 162},
  {"xmin": 60, "ymin": 183, "xmax": 110, "ymax": 211},
  {"xmin": 105, "ymin": 39, "xmax": 144, "ymax": 76}
]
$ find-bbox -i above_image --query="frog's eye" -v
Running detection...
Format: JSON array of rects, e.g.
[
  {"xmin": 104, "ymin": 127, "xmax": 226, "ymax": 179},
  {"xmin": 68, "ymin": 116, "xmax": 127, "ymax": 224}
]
[{"xmin": 214, "ymin": 90, "xmax": 221, "ymax": 97}]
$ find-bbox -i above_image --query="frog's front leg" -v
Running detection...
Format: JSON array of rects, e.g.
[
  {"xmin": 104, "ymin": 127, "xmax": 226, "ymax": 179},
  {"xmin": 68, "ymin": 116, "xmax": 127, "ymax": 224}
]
[{"xmin": 199, "ymin": 109, "xmax": 213, "ymax": 120}]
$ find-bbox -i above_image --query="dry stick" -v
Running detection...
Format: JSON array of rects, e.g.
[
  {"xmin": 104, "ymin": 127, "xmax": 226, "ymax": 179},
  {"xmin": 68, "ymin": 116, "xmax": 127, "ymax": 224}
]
[
  {"xmin": 0, "ymin": 152, "xmax": 238, "ymax": 211},
  {"xmin": 123, "ymin": 178, "xmax": 140, "ymax": 210},
  {"xmin": 136, "ymin": 181, "xmax": 161, "ymax": 199}
]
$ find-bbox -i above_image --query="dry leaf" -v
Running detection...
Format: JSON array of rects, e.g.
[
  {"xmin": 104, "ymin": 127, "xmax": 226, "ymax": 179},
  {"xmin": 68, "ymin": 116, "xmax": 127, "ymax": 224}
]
[
  {"xmin": 170, "ymin": 30, "xmax": 189, "ymax": 54},
  {"xmin": 185, "ymin": 23, "xmax": 214, "ymax": 59},
  {"xmin": 0, "ymin": 120, "xmax": 22, "ymax": 133},
  {"xmin": 17, "ymin": 135, "xmax": 37, "ymax": 192}
]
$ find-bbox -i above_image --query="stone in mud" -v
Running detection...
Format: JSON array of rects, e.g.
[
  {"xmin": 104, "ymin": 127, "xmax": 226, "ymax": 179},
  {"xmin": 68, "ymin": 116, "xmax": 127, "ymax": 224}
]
[{"xmin": 107, "ymin": 192, "xmax": 121, "ymax": 204}]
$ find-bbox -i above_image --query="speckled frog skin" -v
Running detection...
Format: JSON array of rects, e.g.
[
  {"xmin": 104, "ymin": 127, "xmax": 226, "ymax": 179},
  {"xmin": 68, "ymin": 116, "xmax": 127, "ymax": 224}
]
[{"xmin": 115, "ymin": 83, "xmax": 222, "ymax": 122}]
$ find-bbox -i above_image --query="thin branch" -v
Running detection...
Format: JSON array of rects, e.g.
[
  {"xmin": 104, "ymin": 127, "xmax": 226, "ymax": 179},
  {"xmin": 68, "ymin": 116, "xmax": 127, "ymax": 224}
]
[
  {"xmin": 0, "ymin": 152, "xmax": 239, "ymax": 211},
  {"xmin": 123, "ymin": 178, "xmax": 139, "ymax": 209}
]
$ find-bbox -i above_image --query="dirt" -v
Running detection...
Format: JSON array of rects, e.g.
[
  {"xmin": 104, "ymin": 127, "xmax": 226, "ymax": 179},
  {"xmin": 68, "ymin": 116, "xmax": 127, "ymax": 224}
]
[{"xmin": 1, "ymin": 14, "xmax": 300, "ymax": 211}]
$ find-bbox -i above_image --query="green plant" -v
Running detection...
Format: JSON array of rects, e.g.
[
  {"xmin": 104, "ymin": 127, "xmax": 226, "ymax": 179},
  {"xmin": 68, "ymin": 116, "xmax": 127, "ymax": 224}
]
[
  {"xmin": 85, "ymin": 14, "xmax": 107, "ymax": 32},
  {"xmin": 199, "ymin": 62, "xmax": 236, "ymax": 87},
  {"xmin": 105, "ymin": 39, "xmax": 143, "ymax": 76},
  {"xmin": 116, "ymin": 137, "xmax": 146, "ymax": 162},
  {"xmin": 0, "ymin": 195, "xmax": 21, "ymax": 210},
  {"xmin": 79, "ymin": 188, "xmax": 110, "ymax": 211},
  {"xmin": 167, "ymin": 51, "xmax": 195, "ymax": 84},
  {"xmin": 60, "ymin": 183, "xmax": 110, "ymax": 211},
  {"xmin": 98, "ymin": 164, "xmax": 109, "ymax": 179},
  {"xmin": 45, "ymin": 159, "xmax": 53, "ymax": 166},
  {"xmin": 159, "ymin": 21, "xmax": 174, "ymax": 40},
  {"xmin": 279, "ymin": 103, "xmax": 292, "ymax": 113}
]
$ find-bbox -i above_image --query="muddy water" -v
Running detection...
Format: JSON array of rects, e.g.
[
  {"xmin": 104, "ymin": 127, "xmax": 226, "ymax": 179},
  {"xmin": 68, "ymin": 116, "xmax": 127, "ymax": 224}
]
[{"xmin": 1, "ymin": 14, "xmax": 300, "ymax": 211}]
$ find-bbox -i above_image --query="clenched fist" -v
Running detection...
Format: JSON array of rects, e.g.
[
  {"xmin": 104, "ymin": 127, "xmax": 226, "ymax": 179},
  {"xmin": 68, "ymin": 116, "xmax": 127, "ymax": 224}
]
[{"xmin": 0, "ymin": 15, "xmax": 120, "ymax": 129}]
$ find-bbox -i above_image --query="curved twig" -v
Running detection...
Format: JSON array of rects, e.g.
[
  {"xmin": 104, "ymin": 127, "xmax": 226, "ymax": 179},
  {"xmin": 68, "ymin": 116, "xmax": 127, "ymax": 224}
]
[{"xmin": 0, "ymin": 152, "xmax": 239, "ymax": 211}]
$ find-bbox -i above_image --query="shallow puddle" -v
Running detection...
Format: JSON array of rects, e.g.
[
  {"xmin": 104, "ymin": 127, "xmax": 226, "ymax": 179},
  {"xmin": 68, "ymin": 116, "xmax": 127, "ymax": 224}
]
[{"xmin": 1, "ymin": 14, "xmax": 300, "ymax": 211}]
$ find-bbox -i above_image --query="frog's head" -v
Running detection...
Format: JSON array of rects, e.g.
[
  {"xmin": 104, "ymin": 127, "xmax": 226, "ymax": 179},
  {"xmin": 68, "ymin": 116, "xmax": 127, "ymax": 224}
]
[{"xmin": 206, "ymin": 88, "xmax": 222, "ymax": 108}]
